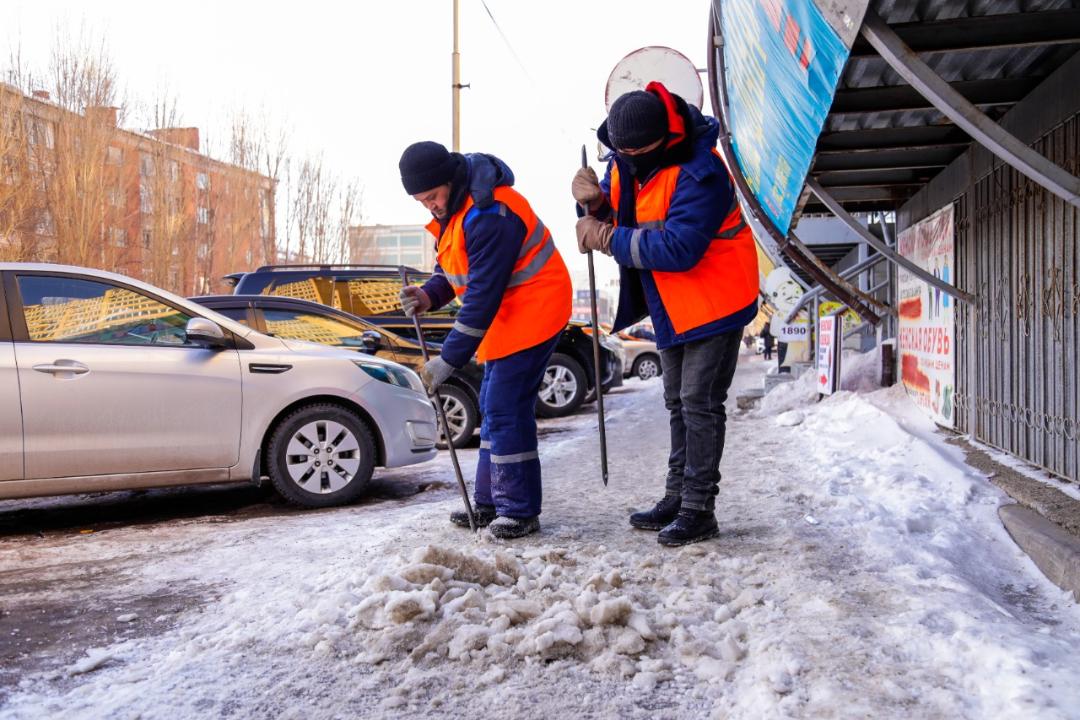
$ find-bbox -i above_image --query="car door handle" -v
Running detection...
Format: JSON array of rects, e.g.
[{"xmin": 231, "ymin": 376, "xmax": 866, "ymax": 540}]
[{"xmin": 32, "ymin": 362, "xmax": 90, "ymax": 375}]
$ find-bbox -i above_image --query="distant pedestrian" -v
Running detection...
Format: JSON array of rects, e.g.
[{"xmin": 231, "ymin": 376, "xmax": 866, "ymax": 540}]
[{"xmin": 760, "ymin": 323, "xmax": 774, "ymax": 360}]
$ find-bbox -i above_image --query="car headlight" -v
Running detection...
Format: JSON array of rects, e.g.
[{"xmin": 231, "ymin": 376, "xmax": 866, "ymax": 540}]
[{"xmin": 353, "ymin": 360, "xmax": 425, "ymax": 394}]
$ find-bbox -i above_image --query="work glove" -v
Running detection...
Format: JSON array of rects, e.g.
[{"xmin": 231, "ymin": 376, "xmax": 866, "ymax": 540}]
[
  {"xmin": 419, "ymin": 355, "xmax": 455, "ymax": 395},
  {"xmin": 572, "ymin": 167, "xmax": 603, "ymax": 212},
  {"xmin": 400, "ymin": 286, "xmax": 432, "ymax": 317},
  {"xmin": 576, "ymin": 216, "xmax": 614, "ymax": 255}
]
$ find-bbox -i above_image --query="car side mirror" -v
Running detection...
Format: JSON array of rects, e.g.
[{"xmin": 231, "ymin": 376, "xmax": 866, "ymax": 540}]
[
  {"xmin": 360, "ymin": 330, "xmax": 382, "ymax": 353},
  {"xmin": 186, "ymin": 318, "xmax": 228, "ymax": 349}
]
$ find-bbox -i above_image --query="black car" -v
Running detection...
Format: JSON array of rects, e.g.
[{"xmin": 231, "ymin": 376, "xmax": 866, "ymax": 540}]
[
  {"xmin": 226, "ymin": 264, "xmax": 624, "ymax": 418},
  {"xmin": 190, "ymin": 294, "xmax": 483, "ymax": 449}
]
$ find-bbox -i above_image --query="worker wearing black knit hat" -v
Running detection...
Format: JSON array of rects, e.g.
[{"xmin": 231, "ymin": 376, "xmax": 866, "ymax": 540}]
[
  {"xmin": 399, "ymin": 141, "xmax": 459, "ymax": 196},
  {"xmin": 572, "ymin": 82, "xmax": 759, "ymax": 547},
  {"xmin": 399, "ymin": 140, "xmax": 572, "ymax": 540}
]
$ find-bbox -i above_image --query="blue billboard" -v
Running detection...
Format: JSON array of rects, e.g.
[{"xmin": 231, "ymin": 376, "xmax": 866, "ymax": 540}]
[{"xmin": 722, "ymin": 0, "xmax": 862, "ymax": 235}]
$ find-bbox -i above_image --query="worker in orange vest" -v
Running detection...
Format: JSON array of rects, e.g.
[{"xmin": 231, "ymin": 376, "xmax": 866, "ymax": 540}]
[
  {"xmin": 400, "ymin": 141, "xmax": 572, "ymax": 539},
  {"xmin": 573, "ymin": 83, "xmax": 759, "ymax": 546}
]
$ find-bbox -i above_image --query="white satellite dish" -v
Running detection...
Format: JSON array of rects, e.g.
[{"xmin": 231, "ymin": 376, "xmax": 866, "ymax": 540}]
[{"xmin": 604, "ymin": 46, "xmax": 704, "ymax": 112}]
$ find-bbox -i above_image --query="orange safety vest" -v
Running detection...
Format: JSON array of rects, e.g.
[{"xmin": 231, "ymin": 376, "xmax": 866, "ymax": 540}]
[
  {"xmin": 610, "ymin": 161, "xmax": 759, "ymax": 335},
  {"xmin": 426, "ymin": 186, "xmax": 572, "ymax": 362}
]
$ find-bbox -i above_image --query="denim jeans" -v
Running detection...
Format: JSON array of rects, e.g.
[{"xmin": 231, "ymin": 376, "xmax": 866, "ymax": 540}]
[{"xmin": 660, "ymin": 328, "xmax": 743, "ymax": 512}]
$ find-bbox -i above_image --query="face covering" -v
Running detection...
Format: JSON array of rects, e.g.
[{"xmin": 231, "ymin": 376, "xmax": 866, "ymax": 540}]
[{"xmin": 617, "ymin": 144, "xmax": 667, "ymax": 181}]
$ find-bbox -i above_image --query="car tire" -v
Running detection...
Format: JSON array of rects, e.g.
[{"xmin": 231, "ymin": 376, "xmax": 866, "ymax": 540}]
[
  {"xmin": 436, "ymin": 383, "xmax": 479, "ymax": 450},
  {"xmin": 536, "ymin": 353, "xmax": 587, "ymax": 418},
  {"xmin": 266, "ymin": 403, "xmax": 376, "ymax": 508},
  {"xmin": 633, "ymin": 353, "xmax": 662, "ymax": 381}
]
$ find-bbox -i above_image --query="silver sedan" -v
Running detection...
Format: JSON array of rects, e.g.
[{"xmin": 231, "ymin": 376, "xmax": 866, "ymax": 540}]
[{"xmin": 0, "ymin": 263, "xmax": 438, "ymax": 507}]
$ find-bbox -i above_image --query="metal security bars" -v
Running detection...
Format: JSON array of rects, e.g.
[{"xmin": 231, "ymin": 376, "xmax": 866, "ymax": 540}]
[{"xmin": 954, "ymin": 112, "xmax": 1080, "ymax": 482}]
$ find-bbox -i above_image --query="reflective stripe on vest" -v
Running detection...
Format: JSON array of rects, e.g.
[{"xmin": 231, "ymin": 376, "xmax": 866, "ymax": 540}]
[
  {"xmin": 609, "ymin": 162, "xmax": 759, "ymax": 335},
  {"xmin": 426, "ymin": 186, "xmax": 573, "ymax": 362}
]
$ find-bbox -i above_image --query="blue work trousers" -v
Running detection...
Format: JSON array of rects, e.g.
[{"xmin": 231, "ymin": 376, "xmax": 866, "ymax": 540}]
[{"xmin": 474, "ymin": 332, "xmax": 560, "ymax": 518}]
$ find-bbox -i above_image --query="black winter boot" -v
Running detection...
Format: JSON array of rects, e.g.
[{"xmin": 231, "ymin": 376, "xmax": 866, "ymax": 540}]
[
  {"xmin": 629, "ymin": 495, "xmax": 682, "ymax": 531},
  {"xmin": 488, "ymin": 515, "xmax": 540, "ymax": 539},
  {"xmin": 657, "ymin": 509, "xmax": 719, "ymax": 546},
  {"xmin": 450, "ymin": 504, "xmax": 497, "ymax": 528}
]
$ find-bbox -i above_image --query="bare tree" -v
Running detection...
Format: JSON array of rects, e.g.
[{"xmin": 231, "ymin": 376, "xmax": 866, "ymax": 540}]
[
  {"xmin": 283, "ymin": 153, "xmax": 362, "ymax": 265},
  {"xmin": 0, "ymin": 83, "xmax": 41, "ymax": 261},
  {"xmin": 336, "ymin": 179, "xmax": 362, "ymax": 264},
  {"xmin": 46, "ymin": 23, "xmax": 125, "ymax": 119},
  {"xmin": 225, "ymin": 109, "xmax": 286, "ymax": 267}
]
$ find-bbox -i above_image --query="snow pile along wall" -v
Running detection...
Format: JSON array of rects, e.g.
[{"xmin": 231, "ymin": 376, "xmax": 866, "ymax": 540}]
[{"xmin": 757, "ymin": 347, "xmax": 881, "ymax": 417}]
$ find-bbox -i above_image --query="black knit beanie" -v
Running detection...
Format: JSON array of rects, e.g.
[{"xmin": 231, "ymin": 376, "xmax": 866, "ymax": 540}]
[
  {"xmin": 606, "ymin": 91, "xmax": 669, "ymax": 150},
  {"xmin": 399, "ymin": 141, "xmax": 458, "ymax": 194}
]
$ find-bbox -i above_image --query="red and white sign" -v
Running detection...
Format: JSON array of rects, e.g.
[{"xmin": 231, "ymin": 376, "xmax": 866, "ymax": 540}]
[
  {"xmin": 817, "ymin": 315, "xmax": 840, "ymax": 395},
  {"xmin": 897, "ymin": 204, "xmax": 955, "ymax": 427}
]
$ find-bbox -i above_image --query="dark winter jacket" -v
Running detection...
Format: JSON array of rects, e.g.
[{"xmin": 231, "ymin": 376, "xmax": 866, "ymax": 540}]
[
  {"xmin": 420, "ymin": 153, "xmax": 529, "ymax": 368},
  {"xmin": 593, "ymin": 104, "xmax": 757, "ymax": 349}
]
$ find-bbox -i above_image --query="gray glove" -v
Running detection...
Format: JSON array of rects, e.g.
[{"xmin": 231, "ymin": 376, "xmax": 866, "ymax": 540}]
[
  {"xmin": 419, "ymin": 355, "xmax": 455, "ymax": 394},
  {"xmin": 576, "ymin": 216, "xmax": 614, "ymax": 255},
  {"xmin": 400, "ymin": 286, "xmax": 432, "ymax": 317}
]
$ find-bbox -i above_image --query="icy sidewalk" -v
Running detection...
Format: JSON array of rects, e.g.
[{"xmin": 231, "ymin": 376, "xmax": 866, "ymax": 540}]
[{"xmin": 2, "ymin": 353, "xmax": 1079, "ymax": 720}]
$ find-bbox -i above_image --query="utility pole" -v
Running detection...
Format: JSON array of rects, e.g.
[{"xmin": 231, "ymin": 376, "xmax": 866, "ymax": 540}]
[{"xmin": 451, "ymin": 0, "xmax": 462, "ymax": 151}]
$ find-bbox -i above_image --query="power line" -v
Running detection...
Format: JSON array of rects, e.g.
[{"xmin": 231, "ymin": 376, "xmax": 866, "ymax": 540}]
[{"xmin": 478, "ymin": 0, "xmax": 536, "ymax": 86}]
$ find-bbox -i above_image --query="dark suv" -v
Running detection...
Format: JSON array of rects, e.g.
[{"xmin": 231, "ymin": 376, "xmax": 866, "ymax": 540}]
[
  {"xmin": 227, "ymin": 264, "xmax": 624, "ymax": 417},
  {"xmin": 190, "ymin": 294, "xmax": 483, "ymax": 449}
]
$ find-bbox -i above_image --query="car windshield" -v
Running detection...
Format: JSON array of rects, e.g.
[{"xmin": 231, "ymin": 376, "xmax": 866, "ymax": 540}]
[{"xmin": 255, "ymin": 274, "xmax": 460, "ymax": 316}]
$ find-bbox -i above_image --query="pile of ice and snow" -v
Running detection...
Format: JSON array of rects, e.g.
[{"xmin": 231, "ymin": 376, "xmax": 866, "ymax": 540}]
[{"xmin": 293, "ymin": 542, "xmax": 773, "ymax": 693}]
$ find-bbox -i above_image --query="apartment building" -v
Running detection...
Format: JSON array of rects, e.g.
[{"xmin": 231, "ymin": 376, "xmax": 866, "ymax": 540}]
[{"xmin": 0, "ymin": 83, "xmax": 276, "ymax": 295}]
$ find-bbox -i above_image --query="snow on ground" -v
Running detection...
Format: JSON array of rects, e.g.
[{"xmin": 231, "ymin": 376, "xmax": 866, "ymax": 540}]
[
  {"xmin": 967, "ymin": 439, "xmax": 1080, "ymax": 502},
  {"xmin": 2, "ymin": 351, "xmax": 1079, "ymax": 719}
]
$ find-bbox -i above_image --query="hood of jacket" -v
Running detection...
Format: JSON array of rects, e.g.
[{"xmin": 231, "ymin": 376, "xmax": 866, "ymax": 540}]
[{"xmin": 444, "ymin": 152, "xmax": 516, "ymax": 222}]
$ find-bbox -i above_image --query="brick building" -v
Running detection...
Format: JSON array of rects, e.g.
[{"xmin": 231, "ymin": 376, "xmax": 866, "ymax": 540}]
[{"xmin": 0, "ymin": 83, "xmax": 276, "ymax": 295}]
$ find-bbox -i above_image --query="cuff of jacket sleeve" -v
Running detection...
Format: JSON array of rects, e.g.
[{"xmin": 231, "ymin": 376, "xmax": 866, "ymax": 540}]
[
  {"xmin": 437, "ymin": 329, "xmax": 480, "ymax": 369},
  {"xmin": 421, "ymin": 275, "xmax": 456, "ymax": 309},
  {"xmin": 610, "ymin": 226, "xmax": 645, "ymax": 269}
]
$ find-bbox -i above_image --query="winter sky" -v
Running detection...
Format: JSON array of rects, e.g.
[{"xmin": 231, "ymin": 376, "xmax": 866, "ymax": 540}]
[{"xmin": 5, "ymin": 0, "xmax": 711, "ymax": 288}]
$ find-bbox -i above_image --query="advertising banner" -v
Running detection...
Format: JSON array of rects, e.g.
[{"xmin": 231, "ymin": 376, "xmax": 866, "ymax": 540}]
[
  {"xmin": 817, "ymin": 314, "xmax": 840, "ymax": 395},
  {"xmin": 721, "ymin": 0, "xmax": 866, "ymax": 234},
  {"xmin": 897, "ymin": 205, "xmax": 956, "ymax": 427}
]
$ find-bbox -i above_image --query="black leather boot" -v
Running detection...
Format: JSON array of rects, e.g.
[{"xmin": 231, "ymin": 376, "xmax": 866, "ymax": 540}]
[
  {"xmin": 657, "ymin": 509, "xmax": 719, "ymax": 546},
  {"xmin": 450, "ymin": 504, "xmax": 497, "ymax": 528},
  {"xmin": 488, "ymin": 515, "xmax": 540, "ymax": 539},
  {"xmin": 629, "ymin": 495, "xmax": 682, "ymax": 531}
]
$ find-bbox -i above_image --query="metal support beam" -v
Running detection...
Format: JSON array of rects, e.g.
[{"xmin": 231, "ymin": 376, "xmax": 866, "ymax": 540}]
[
  {"xmin": 817, "ymin": 125, "xmax": 971, "ymax": 152},
  {"xmin": 860, "ymin": 10, "xmax": 1080, "ymax": 209},
  {"xmin": 849, "ymin": 10, "xmax": 1080, "ymax": 59},
  {"xmin": 877, "ymin": 212, "xmax": 895, "ymax": 248},
  {"xmin": 806, "ymin": 176, "xmax": 977, "ymax": 304},
  {"xmin": 831, "ymin": 77, "xmax": 1035, "ymax": 116},
  {"xmin": 843, "ymin": 320, "xmax": 870, "ymax": 340},
  {"xmin": 786, "ymin": 252, "xmax": 888, "ymax": 322}
]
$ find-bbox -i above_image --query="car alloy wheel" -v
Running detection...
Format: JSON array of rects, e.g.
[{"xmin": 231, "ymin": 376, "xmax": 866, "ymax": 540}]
[
  {"xmin": 285, "ymin": 419, "xmax": 363, "ymax": 494},
  {"xmin": 435, "ymin": 384, "xmax": 478, "ymax": 449},
  {"xmin": 540, "ymin": 364, "xmax": 578, "ymax": 409},
  {"xmin": 636, "ymin": 356, "xmax": 660, "ymax": 380}
]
